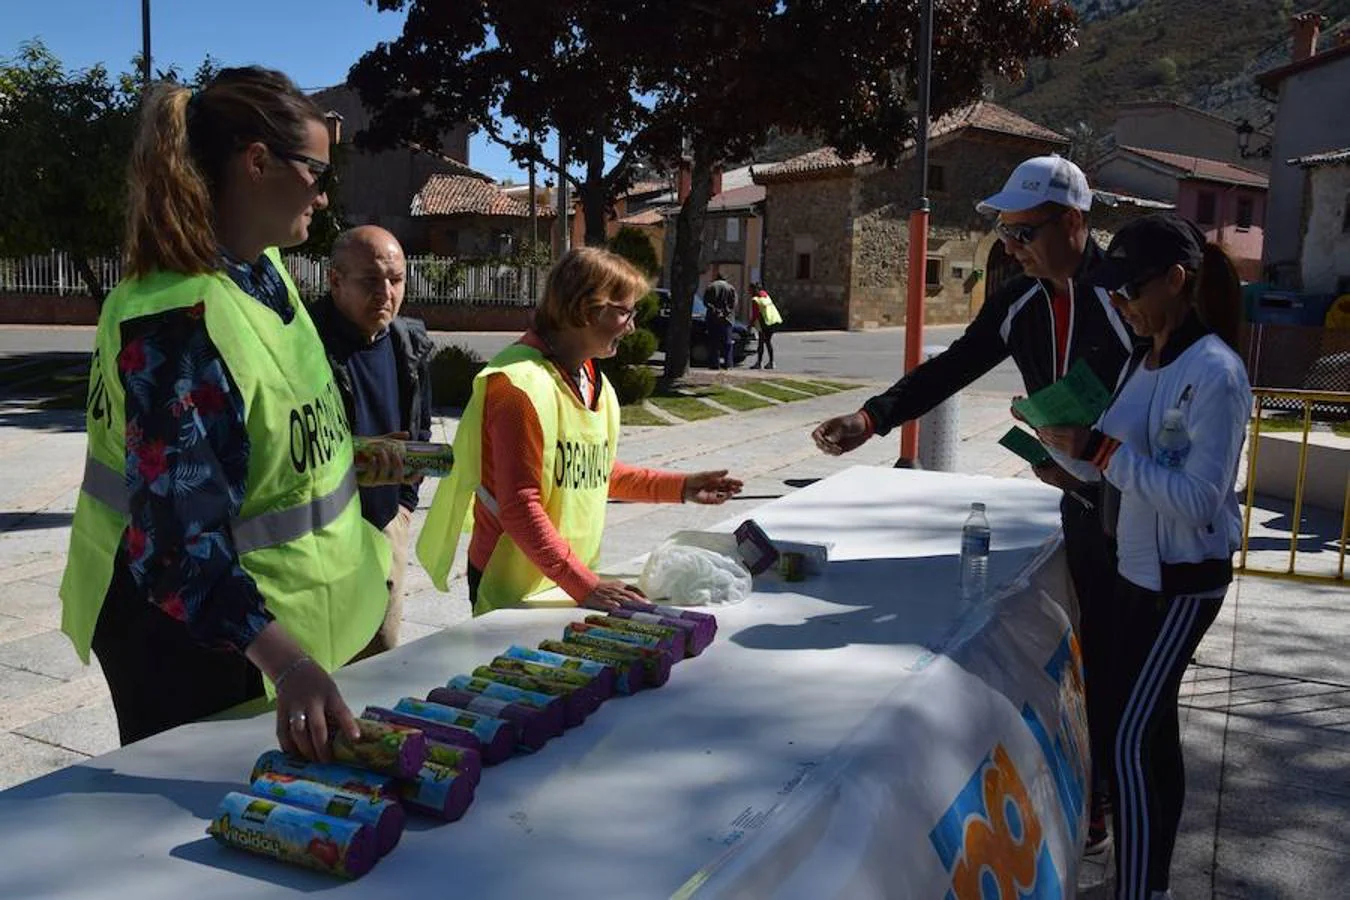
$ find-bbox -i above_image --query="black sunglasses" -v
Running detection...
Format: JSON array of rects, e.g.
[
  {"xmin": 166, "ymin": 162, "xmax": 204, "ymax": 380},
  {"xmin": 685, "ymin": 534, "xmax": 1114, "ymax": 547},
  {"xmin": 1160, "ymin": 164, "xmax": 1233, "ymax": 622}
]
[
  {"xmin": 1111, "ymin": 269, "xmax": 1167, "ymax": 303},
  {"xmin": 270, "ymin": 147, "xmax": 334, "ymax": 194},
  {"xmin": 994, "ymin": 209, "xmax": 1065, "ymax": 245}
]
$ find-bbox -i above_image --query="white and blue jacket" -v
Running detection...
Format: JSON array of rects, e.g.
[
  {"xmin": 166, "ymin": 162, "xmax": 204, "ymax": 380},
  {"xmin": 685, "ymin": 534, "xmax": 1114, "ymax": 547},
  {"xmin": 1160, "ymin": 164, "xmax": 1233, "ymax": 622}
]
[{"xmin": 1082, "ymin": 314, "xmax": 1252, "ymax": 595}]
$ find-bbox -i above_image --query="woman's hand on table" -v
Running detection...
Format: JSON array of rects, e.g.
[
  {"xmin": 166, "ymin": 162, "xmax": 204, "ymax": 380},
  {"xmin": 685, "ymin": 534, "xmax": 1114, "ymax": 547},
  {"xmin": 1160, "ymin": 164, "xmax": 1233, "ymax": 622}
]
[
  {"xmin": 1036, "ymin": 425, "xmax": 1091, "ymax": 460},
  {"xmin": 1031, "ymin": 460, "xmax": 1085, "ymax": 493},
  {"xmin": 246, "ymin": 623, "xmax": 360, "ymax": 762},
  {"xmin": 683, "ymin": 470, "xmax": 744, "ymax": 505},
  {"xmin": 580, "ymin": 580, "xmax": 648, "ymax": 611}
]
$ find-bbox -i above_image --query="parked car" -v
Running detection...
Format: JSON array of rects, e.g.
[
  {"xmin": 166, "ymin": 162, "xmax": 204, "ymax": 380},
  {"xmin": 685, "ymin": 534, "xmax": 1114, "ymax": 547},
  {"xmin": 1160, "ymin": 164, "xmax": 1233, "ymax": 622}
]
[{"xmin": 648, "ymin": 288, "xmax": 755, "ymax": 367}]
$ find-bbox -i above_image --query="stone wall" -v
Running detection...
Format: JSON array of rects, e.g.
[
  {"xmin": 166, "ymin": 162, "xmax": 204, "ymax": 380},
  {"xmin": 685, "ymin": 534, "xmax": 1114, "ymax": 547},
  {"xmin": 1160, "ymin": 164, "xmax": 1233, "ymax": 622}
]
[
  {"xmin": 759, "ymin": 177, "xmax": 854, "ymax": 329},
  {"xmin": 848, "ymin": 132, "xmax": 1067, "ymax": 328}
]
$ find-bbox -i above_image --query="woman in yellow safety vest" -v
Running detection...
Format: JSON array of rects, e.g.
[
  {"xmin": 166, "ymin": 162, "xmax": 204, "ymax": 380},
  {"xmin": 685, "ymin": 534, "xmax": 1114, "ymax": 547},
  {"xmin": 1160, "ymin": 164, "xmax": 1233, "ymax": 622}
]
[
  {"xmin": 419, "ymin": 248, "xmax": 744, "ymax": 613},
  {"xmin": 61, "ymin": 67, "xmax": 399, "ymax": 760}
]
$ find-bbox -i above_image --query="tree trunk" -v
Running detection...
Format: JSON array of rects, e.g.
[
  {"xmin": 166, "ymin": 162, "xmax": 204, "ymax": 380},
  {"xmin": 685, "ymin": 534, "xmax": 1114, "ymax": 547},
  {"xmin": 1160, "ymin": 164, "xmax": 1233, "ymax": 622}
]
[
  {"xmin": 580, "ymin": 132, "xmax": 609, "ymax": 247},
  {"xmin": 663, "ymin": 152, "xmax": 716, "ymax": 380},
  {"xmin": 74, "ymin": 254, "xmax": 107, "ymax": 306}
]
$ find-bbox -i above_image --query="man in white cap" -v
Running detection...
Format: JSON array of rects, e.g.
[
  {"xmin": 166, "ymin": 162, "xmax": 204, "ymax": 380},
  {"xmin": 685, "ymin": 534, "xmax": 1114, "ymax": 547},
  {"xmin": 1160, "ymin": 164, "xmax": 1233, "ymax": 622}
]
[{"xmin": 811, "ymin": 154, "xmax": 1135, "ymax": 858}]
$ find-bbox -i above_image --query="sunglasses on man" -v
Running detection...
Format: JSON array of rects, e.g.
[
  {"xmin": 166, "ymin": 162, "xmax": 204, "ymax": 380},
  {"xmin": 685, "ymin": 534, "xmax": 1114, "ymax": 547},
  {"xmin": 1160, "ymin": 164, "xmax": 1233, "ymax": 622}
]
[
  {"xmin": 270, "ymin": 147, "xmax": 335, "ymax": 194},
  {"xmin": 994, "ymin": 209, "xmax": 1065, "ymax": 245}
]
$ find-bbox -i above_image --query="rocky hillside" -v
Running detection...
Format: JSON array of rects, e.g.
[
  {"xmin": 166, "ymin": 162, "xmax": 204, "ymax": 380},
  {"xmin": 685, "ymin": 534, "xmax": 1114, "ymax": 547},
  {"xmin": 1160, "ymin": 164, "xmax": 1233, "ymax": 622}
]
[{"xmin": 997, "ymin": 0, "xmax": 1350, "ymax": 148}]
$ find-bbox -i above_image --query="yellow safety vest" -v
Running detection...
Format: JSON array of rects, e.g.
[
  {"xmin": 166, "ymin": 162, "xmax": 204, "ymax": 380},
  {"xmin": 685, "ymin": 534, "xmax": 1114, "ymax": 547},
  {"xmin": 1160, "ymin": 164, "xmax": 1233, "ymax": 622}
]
[
  {"xmin": 60, "ymin": 250, "xmax": 390, "ymax": 682},
  {"xmin": 417, "ymin": 343, "xmax": 619, "ymax": 613},
  {"xmin": 754, "ymin": 293, "xmax": 783, "ymax": 327}
]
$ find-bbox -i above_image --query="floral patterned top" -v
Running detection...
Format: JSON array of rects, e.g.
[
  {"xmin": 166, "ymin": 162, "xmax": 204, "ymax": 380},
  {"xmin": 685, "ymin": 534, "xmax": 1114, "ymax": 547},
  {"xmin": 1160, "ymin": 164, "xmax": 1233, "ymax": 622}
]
[{"xmin": 113, "ymin": 254, "xmax": 295, "ymax": 652}]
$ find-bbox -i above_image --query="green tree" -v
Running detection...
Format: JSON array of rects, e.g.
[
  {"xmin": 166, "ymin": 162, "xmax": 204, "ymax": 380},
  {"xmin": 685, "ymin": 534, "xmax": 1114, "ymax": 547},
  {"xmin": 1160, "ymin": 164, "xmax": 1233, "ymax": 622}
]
[{"xmin": 0, "ymin": 41, "xmax": 136, "ymax": 299}]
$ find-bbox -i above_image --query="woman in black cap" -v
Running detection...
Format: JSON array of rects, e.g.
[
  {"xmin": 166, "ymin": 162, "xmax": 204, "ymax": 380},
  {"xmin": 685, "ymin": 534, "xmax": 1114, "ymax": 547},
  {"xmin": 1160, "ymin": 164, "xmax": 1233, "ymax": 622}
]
[{"xmin": 1037, "ymin": 213, "xmax": 1250, "ymax": 900}]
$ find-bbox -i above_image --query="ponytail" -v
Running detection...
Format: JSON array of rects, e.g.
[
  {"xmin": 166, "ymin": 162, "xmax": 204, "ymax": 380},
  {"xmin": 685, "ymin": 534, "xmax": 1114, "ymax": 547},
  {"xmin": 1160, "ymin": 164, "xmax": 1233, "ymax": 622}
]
[
  {"xmin": 1192, "ymin": 242, "xmax": 1242, "ymax": 350},
  {"xmin": 125, "ymin": 84, "xmax": 218, "ymax": 276},
  {"xmin": 123, "ymin": 67, "xmax": 326, "ymax": 278}
]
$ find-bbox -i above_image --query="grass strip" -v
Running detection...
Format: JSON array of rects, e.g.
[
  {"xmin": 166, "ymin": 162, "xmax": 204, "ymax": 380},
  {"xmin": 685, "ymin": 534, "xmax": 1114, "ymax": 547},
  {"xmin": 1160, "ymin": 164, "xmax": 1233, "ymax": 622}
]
[
  {"xmin": 649, "ymin": 394, "xmax": 727, "ymax": 421},
  {"xmin": 621, "ymin": 404, "xmax": 669, "ymax": 427}
]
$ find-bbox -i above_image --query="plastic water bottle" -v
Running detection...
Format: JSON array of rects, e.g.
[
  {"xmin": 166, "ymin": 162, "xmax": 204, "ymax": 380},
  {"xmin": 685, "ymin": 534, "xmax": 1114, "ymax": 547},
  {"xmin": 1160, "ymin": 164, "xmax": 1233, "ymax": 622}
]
[
  {"xmin": 960, "ymin": 502, "xmax": 991, "ymax": 604},
  {"xmin": 1154, "ymin": 409, "xmax": 1191, "ymax": 470}
]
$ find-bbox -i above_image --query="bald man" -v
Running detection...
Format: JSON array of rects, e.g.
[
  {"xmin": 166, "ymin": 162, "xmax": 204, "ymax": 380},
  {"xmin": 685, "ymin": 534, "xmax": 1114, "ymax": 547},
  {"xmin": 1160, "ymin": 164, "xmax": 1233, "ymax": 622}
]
[{"xmin": 312, "ymin": 226, "xmax": 435, "ymax": 657}]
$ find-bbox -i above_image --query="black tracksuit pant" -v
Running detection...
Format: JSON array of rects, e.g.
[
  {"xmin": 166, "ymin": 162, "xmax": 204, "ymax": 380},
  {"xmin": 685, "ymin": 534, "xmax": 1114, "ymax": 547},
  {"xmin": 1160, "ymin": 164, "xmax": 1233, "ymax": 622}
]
[{"xmin": 1100, "ymin": 575, "xmax": 1225, "ymax": 899}]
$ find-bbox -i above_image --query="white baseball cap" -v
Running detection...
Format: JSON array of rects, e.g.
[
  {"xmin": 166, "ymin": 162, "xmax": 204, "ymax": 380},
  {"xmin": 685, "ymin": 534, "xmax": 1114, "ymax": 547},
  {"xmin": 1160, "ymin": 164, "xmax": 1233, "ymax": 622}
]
[{"xmin": 976, "ymin": 155, "xmax": 1092, "ymax": 215}]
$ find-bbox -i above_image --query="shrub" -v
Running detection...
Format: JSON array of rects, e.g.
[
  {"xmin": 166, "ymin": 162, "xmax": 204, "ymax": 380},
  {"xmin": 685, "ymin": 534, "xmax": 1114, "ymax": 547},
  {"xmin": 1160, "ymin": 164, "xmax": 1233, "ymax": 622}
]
[
  {"xmin": 635, "ymin": 290, "xmax": 660, "ymax": 327},
  {"xmin": 607, "ymin": 364, "xmax": 657, "ymax": 404},
  {"xmin": 429, "ymin": 344, "xmax": 485, "ymax": 408},
  {"xmin": 614, "ymin": 327, "xmax": 659, "ymax": 367},
  {"xmin": 1149, "ymin": 57, "xmax": 1178, "ymax": 86},
  {"xmin": 608, "ymin": 227, "xmax": 661, "ymax": 277}
]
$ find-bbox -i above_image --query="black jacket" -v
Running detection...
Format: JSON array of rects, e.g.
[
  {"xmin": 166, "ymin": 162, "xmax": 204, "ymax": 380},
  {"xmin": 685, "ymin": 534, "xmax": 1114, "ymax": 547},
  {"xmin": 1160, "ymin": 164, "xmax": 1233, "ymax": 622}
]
[
  {"xmin": 310, "ymin": 294, "xmax": 436, "ymax": 513},
  {"xmin": 863, "ymin": 239, "xmax": 1135, "ymax": 433}
]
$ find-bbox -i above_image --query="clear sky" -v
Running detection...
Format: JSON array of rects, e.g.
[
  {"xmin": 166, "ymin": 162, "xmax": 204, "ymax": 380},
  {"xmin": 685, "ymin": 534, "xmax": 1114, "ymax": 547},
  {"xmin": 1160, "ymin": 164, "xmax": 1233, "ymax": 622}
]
[{"xmin": 2, "ymin": 0, "xmax": 540, "ymax": 183}]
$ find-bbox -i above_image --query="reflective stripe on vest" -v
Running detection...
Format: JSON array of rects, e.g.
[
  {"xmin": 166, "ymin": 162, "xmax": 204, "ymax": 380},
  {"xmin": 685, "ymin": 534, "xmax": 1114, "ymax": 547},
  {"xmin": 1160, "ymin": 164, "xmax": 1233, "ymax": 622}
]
[{"xmin": 79, "ymin": 456, "xmax": 359, "ymax": 555}]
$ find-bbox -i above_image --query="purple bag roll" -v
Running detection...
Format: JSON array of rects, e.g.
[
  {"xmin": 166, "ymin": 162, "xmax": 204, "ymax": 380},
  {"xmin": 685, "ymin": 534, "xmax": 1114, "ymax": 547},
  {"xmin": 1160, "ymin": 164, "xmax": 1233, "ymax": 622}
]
[
  {"xmin": 396, "ymin": 761, "xmax": 476, "ymax": 822},
  {"xmin": 391, "ymin": 698, "xmax": 515, "ymax": 765},
  {"xmin": 360, "ymin": 707, "xmax": 483, "ymax": 787},
  {"xmin": 544, "ymin": 635, "xmax": 672, "ymax": 689},
  {"xmin": 474, "ymin": 665, "xmax": 592, "ymax": 727},
  {"xmin": 250, "ymin": 751, "xmax": 395, "ymax": 800},
  {"xmin": 330, "ymin": 718, "xmax": 427, "ymax": 779},
  {"xmin": 426, "ymin": 687, "xmax": 554, "ymax": 749},
  {"xmin": 485, "ymin": 656, "xmax": 607, "ymax": 710},
  {"xmin": 446, "ymin": 674, "xmax": 568, "ymax": 735},
  {"xmin": 251, "ymin": 774, "xmax": 404, "ymax": 857},
  {"xmin": 501, "ymin": 645, "xmax": 617, "ymax": 699},
  {"xmin": 586, "ymin": 614, "xmax": 687, "ymax": 660},
  {"xmin": 604, "ymin": 608, "xmax": 711, "ymax": 656},
  {"xmin": 565, "ymin": 621, "xmax": 679, "ymax": 665},
  {"xmin": 208, "ymin": 791, "xmax": 376, "ymax": 878},
  {"xmin": 620, "ymin": 599, "xmax": 717, "ymax": 644}
]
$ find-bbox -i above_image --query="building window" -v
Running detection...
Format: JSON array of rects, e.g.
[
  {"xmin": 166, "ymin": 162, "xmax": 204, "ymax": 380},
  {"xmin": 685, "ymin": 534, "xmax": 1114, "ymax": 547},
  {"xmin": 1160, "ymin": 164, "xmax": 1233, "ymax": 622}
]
[
  {"xmin": 951, "ymin": 265, "xmax": 966, "ymax": 279},
  {"xmin": 1236, "ymin": 197, "xmax": 1255, "ymax": 230},
  {"xmin": 925, "ymin": 257, "xmax": 943, "ymax": 287},
  {"xmin": 726, "ymin": 218, "xmax": 740, "ymax": 242},
  {"xmin": 795, "ymin": 252, "xmax": 813, "ymax": 280},
  {"xmin": 1196, "ymin": 191, "xmax": 1217, "ymax": 226},
  {"xmin": 928, "ymin": 164, "xmax": 946, "ymax": 192}
]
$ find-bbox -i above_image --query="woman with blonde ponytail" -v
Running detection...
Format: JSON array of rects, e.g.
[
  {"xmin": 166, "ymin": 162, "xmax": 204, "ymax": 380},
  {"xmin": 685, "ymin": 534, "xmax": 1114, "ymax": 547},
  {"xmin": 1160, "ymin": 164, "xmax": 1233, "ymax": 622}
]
[{"xmin": 60, "ymin": 67, "xmax": 399, "ymax": 761}]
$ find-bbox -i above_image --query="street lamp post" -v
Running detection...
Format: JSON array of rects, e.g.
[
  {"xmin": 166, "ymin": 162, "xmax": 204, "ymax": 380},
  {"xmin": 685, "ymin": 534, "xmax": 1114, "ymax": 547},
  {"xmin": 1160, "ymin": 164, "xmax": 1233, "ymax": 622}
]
[
  {"xmin": 140, "ymin": 0, "xmax": 152, "ymax": 85},
  {"xmin": 899, "ymin": 0, "xmax": 934, "ymax": 466}
]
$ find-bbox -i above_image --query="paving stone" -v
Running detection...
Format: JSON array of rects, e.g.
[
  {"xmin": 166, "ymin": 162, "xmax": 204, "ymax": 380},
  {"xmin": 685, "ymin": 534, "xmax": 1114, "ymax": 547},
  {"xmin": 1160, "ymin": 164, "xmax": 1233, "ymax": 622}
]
[
  {"xmin": 0, "ymin": 629, "xmax": 88, "ymax": 682},
  {"xmin": 15, "ymin": 701, "xmax": 119, "ymax": 759},
  {"xmin": 0, "ymin": 663, "xmax": 61, "ymax": 705},
  {"xmin": 0, "ymin": 731, "xmax": 87, "ymax": 791}
]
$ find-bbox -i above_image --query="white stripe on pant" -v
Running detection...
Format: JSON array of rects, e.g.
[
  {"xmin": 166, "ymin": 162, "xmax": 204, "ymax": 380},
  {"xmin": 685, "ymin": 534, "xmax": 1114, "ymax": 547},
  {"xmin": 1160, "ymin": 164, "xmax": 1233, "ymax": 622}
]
[{"xmin": 1107, "ymin": 582, "xmax": 1225, "ymax": 900}]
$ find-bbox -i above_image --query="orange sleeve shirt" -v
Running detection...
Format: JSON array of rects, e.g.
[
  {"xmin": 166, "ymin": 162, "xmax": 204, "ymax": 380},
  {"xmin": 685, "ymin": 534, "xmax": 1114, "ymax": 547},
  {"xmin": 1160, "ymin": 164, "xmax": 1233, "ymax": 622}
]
[{"xmin": 468, "ymin": 334, "xmax": 687, "ymax": 602}]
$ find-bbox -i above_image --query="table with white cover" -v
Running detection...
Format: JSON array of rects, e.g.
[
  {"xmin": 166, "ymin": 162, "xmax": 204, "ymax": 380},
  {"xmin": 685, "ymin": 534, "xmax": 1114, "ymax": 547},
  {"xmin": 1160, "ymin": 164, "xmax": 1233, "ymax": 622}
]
[{"xmin": 0, "ymin": 466, "xmax": 1085, "ymax": 900}]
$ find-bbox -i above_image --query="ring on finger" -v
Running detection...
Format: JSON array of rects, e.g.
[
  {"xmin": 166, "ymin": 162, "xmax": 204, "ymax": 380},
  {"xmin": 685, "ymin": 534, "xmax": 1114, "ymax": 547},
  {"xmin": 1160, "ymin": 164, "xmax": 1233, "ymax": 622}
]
[{"xmin": 288, "ymin": 710, "xmax": 308, "ymax": 729}]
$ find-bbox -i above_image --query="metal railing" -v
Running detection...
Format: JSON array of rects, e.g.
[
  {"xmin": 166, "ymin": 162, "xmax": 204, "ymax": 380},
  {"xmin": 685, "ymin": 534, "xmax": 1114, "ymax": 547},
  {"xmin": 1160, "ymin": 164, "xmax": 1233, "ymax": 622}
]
[
  {"xmin": 0, "ymin": 251, "xmax": 544, "ymax": 306},
  {"xmin": 1239, "ymin": 388, "xmax": 1350, "ymax": 583}
]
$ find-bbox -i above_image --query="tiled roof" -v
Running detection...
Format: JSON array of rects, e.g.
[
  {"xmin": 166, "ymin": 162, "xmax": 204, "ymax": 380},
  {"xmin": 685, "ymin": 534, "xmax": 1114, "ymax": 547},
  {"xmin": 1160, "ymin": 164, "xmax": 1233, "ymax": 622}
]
[
  {"xmin": 754, "ymin": 101, "xmax": 1066, "ymax": 183},
  {"xmin": 1116, "ymin": 146, "xmax": 1269, "ymax": 188},
  {"xmin": 411, "ymin": 174, "xmax": 557, "ymax": 218},
  {"xmin": 618, "ymin": 208, "xmax": 665, "ymax": 226},
  {"xmin": 1289, "ymin": 148, "xmax": 1350, "ymax": 168},
  {"xmin": 706, "ymin": 184, "xmax": 766, "ymax": 212}
]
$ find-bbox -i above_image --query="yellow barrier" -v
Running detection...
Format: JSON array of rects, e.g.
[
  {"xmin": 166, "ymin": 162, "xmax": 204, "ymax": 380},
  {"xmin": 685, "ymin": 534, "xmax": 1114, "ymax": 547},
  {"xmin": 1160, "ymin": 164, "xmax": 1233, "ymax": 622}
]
[{"xmin": 1239, "ymin": 388, "xmax": 1350, "ymax": 583}]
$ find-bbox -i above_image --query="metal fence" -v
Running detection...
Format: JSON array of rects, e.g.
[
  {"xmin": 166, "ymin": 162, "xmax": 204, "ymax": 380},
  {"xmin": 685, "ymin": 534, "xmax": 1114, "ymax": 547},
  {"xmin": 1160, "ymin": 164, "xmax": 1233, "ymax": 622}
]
[
  {"xmin": 1240, "ymin": 388, "xmax": 1350, "ymax": 584},
  {"xmin": 0, "ymin": 251, "xmax": 544, "ymax": 306}
]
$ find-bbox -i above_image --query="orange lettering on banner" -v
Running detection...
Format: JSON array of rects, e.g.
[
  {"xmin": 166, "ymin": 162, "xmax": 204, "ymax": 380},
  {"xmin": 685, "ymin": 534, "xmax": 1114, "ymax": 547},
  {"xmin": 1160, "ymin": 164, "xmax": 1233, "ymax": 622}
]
[{"xmin": 950, "ymin": 746, "xmax": 1043, "ymax": 900}]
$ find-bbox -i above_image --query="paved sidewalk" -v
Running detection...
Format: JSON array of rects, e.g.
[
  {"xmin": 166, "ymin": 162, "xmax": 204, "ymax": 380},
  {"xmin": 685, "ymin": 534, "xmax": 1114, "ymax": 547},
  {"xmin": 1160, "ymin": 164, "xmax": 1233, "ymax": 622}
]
[{"xmin": 2, "ymin": 375, "xmax": 1348, "ymax": 898}]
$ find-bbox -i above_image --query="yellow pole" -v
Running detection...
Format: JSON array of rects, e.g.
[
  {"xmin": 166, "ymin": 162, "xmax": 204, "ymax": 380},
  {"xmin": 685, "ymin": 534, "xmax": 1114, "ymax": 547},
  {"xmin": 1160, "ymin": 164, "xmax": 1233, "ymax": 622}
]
[
  {"xmin": 1286, "ymin": 400, "xmax": 1315, "ymax": 575},
  {"xmin": 1240, "ymin": 394, "xmax": 1265, "ymax": 571}
]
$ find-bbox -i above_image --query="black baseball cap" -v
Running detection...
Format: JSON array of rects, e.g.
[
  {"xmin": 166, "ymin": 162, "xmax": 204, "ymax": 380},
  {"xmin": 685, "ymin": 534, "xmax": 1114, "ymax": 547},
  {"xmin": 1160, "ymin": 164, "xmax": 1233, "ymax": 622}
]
[{"xmin": 1091, "ymin": 213, "xmax": 1207, "ymax": 292}]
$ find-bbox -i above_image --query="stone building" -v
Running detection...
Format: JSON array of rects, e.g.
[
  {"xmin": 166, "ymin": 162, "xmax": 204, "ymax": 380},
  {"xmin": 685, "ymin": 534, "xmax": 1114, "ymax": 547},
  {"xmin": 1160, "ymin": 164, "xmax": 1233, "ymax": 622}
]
[{"xmin": 753, "ymin": 102, "xmax": 1075, "ymax": 330}]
